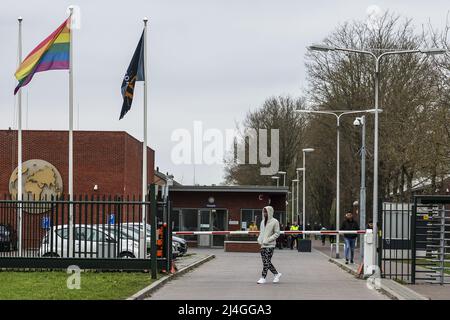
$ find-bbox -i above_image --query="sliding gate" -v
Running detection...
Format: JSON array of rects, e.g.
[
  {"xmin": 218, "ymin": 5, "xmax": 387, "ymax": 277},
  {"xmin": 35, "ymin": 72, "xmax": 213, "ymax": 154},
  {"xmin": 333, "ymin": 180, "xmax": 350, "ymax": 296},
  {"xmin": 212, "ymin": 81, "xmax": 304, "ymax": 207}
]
[{"xmin": 380, "ymin": 195, "xmax": 450, "ymax": 284}]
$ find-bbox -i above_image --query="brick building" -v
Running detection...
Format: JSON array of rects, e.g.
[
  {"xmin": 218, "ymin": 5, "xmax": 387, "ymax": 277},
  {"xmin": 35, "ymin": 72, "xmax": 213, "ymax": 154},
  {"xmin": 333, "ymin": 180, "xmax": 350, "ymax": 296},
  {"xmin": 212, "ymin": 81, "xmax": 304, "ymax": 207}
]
[{"xmin": 0, "ymin": 130, "xmax": 155, "ymax": 197}]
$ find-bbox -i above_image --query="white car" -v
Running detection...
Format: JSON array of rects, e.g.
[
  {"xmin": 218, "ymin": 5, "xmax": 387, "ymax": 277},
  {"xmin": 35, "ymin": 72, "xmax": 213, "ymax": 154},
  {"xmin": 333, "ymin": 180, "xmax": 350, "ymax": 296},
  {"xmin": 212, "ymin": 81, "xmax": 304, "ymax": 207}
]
[
  {"xmin": 40, "ymin": 224, "xmax": 143, "ymax": 258},
  {"xmin": 120, "ymin": 223, "xmax": 187, "ymax": 256}
]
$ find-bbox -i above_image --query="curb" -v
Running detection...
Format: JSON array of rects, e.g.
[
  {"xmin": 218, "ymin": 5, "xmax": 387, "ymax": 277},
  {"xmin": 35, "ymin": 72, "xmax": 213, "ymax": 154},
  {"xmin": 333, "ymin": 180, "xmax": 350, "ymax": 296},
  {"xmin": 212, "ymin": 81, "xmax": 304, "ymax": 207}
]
[
  {"xmin": 327, "ymin": 255, "xmax": 429, "ymax": 300},
  {"xmin": 127, "ymin": 254, "xmax": 215, "ymax": 300}
]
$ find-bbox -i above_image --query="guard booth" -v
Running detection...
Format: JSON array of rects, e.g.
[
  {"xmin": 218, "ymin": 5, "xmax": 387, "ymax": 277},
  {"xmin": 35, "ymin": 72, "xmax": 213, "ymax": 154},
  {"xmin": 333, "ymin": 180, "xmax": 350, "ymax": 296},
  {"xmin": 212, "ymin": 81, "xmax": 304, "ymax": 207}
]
[{"xmin": 379, "ymin": 195, "xmax": 450, "ymax": 284}]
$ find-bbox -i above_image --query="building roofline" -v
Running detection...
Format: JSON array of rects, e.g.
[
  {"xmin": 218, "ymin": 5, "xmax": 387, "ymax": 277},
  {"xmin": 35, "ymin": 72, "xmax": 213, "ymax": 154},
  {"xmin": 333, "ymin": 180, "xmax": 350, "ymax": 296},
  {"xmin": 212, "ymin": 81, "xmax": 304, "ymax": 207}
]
[
  {"xmin": 169, "ymin": 185, "xmax": 289, "ymax": 193},
  {"xmin": 0, "ymin": 129, "xmax": 155, "ymax": 152}
]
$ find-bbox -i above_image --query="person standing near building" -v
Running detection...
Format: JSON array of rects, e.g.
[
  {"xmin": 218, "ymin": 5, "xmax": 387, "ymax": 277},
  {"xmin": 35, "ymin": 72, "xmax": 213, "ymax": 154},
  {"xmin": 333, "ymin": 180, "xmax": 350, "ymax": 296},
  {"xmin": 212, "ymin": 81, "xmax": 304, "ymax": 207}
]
[
  {"xmin": 257, "ymin": 206, "xmax": 282, "ymax": 284},
  {"xmin": 289, "ymin": 221, "xmax": 300, "ymax": 249},
  {"xmin": 340, "ymin": 212, "xmax": 360, "ymax": 264},
  {"xmin": 248, "ymin": 221, "xmax": 258, "ymax": 231}
]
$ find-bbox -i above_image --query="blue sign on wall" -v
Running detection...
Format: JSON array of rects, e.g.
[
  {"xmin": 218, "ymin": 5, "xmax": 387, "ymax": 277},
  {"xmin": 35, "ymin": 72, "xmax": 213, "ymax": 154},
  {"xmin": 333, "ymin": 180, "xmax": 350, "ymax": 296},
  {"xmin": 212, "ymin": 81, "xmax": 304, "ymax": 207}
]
[
  {"xmin": 109, "ymin": 213, "xmax": 115, "ymax": 225},
  {"xmin": 42, "ymin": 216, "xmax": 50, "ymax": 229}
]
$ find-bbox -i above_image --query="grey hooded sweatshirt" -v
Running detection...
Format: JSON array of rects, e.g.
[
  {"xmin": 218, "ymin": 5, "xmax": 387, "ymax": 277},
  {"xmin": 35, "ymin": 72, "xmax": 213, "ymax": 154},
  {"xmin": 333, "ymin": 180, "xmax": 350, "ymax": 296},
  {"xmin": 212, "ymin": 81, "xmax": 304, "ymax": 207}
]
[{"xmin": 257, "ymin": 206, "xmax": 281, "ymax": 248}]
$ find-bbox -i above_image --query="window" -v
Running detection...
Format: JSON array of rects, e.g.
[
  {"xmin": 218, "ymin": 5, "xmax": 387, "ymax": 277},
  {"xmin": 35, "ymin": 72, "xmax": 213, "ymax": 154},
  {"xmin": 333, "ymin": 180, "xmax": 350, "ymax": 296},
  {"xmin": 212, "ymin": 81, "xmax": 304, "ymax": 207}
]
[
  {"xmin": 240, "ymin": 209, "xmax": 263, "ymax": 230},
  {"xmin": 180, "ymin": 209, "xmax": 198, "ymax": 231},
  {"xmin": 171, "ymin": 210, "xmax": 180, "ymax": 231},
  {"xmin": 56, "ymin": 227, "xmax": 69, "ymax": 239},
  {"xmin": 241, "ymin": 209, "xmax": 286, "ymax": 230}
]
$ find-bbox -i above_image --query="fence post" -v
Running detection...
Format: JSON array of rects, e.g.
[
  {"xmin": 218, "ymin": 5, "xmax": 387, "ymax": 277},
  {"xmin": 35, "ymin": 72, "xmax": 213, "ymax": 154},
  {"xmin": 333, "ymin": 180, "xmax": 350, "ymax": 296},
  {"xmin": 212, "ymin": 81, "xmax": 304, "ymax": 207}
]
[
  {"xmin": 377, "ymin": 198, "xmax": 383, "ymax": 272},
  {"xmin": 168, "ymin": 200, "xmax": 173, "ymax": 272},
  {"xmin": 150, "ymin": 184, "xmax": 158, "ymax": 279},
  {"xmin": 411, "ymin": 196, "xmax": 417, "ymax": 284}
]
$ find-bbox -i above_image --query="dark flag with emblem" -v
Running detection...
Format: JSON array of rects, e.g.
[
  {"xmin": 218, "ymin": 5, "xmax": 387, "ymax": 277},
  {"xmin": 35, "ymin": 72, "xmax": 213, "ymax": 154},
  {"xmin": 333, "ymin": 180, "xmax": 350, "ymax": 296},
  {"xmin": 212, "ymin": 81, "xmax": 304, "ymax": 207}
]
[{"xmin": 120, "ymin": 30, "xmax": 145, "ymax": 119}]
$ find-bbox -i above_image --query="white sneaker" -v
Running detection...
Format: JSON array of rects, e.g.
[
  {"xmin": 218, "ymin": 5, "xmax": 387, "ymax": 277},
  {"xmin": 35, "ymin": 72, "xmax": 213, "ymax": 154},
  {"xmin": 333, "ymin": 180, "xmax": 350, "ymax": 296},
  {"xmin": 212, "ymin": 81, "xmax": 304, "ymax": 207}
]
[
  {"xmin": 273, "ymin": 273, "xmax": 282, "ymax": 283},
  {"xmin": 257, "ymin": 277, "xmax": 266, "ymax": 284}
]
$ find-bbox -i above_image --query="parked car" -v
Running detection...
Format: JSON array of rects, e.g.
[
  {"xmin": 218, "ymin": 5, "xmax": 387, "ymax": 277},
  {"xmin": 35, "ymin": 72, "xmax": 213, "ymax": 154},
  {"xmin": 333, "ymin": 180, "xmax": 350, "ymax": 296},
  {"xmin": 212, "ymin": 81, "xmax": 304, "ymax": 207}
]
[
  {"xmin": 0, "ymin": 224, "xmax": 17, "ymax": 252},
  {"xmin": 120, "ymin": 223, "xmax": 188, "ymax": 256},
  {"xmin": 40, "ymin": 224, "xmax": 142, "ymax": 258},
  {"xmin": 115, "ymin": 224, "xmax": 180, "ymax": 258}
]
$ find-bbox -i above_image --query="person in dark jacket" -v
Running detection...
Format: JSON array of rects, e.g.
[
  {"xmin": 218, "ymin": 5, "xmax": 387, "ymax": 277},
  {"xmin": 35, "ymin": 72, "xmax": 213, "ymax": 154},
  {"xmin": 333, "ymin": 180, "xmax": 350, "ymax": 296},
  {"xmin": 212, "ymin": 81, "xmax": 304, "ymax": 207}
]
[{"xmin": 340, "ymin": 212, "xmax": 359, "ymax": 264}]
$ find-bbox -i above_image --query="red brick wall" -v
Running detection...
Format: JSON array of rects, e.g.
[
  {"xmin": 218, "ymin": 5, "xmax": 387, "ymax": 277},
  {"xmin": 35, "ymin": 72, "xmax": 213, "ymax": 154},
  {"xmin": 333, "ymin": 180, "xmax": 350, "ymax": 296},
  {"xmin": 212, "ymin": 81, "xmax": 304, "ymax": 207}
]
[
  {"xmin": 170, "ymin": 190, "xmax": 287, "ymax": 231},
  {"xmin": 0, "ymin": 130, "xmax": 155, "ymax": 198}
]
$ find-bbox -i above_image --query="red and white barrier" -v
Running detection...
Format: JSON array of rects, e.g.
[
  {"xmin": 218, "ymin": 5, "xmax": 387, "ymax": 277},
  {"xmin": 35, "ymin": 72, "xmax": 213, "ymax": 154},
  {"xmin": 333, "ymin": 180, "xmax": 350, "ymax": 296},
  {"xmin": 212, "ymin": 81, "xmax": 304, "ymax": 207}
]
[{"xmin": 172, "ymin": 230, "xmax": 366, "ymax": 236}]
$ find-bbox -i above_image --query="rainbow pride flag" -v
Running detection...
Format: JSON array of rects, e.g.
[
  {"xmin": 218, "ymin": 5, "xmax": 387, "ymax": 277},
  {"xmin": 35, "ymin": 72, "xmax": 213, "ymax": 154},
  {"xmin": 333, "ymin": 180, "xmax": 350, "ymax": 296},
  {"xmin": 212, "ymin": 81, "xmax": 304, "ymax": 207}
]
[{"xmin": 14, "ymin": 18, "xmax": 71, "ymax": 95}]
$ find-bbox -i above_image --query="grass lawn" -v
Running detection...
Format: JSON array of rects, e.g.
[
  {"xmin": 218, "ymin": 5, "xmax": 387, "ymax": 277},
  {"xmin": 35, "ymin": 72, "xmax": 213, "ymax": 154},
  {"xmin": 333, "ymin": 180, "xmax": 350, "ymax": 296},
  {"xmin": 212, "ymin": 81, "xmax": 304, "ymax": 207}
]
[{"xmin": 0, "ymin": 271, "xmax": 157, "ymax": 300}]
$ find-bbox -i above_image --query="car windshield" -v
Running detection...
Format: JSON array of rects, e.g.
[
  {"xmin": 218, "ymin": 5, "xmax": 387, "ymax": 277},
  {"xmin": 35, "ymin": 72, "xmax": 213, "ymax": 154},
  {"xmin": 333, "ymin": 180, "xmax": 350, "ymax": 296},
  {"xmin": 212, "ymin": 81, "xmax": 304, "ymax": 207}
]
[{"xmin": 108, "ymin": 225, "xmax": 140, "ymax": 241}]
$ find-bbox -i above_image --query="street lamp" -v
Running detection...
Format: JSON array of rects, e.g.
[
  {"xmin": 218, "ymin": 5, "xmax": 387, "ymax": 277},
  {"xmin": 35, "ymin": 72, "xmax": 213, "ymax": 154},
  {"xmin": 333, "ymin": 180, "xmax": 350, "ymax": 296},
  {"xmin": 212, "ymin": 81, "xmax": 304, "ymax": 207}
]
[
  {"xmin": 354, "ymin": 116, "xmax": 366, "ymax": 260},
  {"xmin": 296, "ymin": 168, "xmax": 304, "ymax": 225},
  {"xmin": 296, "ymin": 108, "xmax": 379, "ymax": 258},
  {"xmin": 301, "ymin": 148, "xmax": 314, "ymax": 237},
  {"xmin": 271, "ymin": 176, "xmax": 280, "ymax": 187},
  {"xmin": 308, "ymin": 43, "xmax": 446, "ymax": 265},
  {"xmin": 291, "ymin": 179, "xmax": 299, "ymax": 224},
  {"xmin": 278, "ymin": 171, "xmax": 287, "ymax": 187}
]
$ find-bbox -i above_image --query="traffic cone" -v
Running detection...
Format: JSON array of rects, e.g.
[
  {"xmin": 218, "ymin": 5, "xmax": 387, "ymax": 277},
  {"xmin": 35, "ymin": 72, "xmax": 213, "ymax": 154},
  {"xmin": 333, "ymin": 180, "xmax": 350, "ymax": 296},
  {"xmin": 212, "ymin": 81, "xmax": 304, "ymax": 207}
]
[
  {"xmin": 357, "ymin": 263, "xmax": 364, "ymax": 278},
  {"xmin": 170, "ymin": 260, "xmax": 177, "ymax": 274}
]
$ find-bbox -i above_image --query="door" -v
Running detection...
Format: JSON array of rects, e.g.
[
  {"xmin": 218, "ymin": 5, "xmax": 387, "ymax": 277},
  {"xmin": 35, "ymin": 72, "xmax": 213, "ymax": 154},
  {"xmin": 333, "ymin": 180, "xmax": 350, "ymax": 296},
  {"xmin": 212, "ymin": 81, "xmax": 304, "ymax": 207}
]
[
  {"xmin": 198, "ymin": 210, "xmax": 211, "ymax": 247},
  {"xmin": 211, "ymin": 209, "xmax": 227, "ymax": 247}
]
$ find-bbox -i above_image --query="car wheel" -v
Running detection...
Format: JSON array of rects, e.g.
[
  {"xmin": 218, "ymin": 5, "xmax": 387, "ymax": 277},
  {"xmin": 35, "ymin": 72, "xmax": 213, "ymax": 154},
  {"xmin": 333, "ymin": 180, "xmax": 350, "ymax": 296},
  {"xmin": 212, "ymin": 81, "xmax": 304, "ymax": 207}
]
[{"xmin": 119, "ymin": 252, "xmax": 135, "ymax": 259}]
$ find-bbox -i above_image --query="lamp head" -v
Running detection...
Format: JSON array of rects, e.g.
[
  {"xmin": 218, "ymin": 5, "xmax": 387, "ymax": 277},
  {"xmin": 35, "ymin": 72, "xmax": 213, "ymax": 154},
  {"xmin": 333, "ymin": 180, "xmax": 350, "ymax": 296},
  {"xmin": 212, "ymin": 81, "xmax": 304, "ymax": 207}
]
[
  {"xmin": 308, "ymin": 44, "xmax": 336, "ymax": 52},
  {"xmin": 420, "ymin": 48, "xmax": 447, "ymax": 55},
  {"xmin": 303, "ymin": 148, "xmax": 315, "ymax": 153}
]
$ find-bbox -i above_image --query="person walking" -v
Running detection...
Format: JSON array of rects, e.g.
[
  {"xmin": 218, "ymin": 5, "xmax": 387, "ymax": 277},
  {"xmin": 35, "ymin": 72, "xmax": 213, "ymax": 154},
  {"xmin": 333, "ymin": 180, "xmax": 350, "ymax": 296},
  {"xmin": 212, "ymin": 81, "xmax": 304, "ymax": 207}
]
[
  {"xmin": 320, "ymin": 225, "xmax": 327, "ymax": 246},
  {"xmin": 257, "ymin": 206, "xmax": 282, "ymax": 284},
  {"xmin": 340, "ymin": 212, "xmax": 360, "ymax": 264}
]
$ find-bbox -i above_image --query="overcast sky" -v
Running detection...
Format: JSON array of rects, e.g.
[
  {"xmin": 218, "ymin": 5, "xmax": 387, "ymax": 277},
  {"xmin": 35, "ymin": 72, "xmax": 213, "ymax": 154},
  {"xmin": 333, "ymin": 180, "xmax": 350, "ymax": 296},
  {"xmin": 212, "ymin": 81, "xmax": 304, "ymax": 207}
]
[{"xmin": 0, "ymin": 0, "xmax": 449, "ymax": 185}]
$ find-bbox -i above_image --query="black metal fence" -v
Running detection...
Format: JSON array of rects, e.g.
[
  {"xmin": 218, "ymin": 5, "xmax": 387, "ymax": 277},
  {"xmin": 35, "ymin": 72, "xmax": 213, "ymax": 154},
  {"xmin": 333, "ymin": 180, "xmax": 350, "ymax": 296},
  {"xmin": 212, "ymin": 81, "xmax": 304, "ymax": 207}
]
[{"xmin": 0, "ymin": 191, "xmax": 171, "ymax": 272}]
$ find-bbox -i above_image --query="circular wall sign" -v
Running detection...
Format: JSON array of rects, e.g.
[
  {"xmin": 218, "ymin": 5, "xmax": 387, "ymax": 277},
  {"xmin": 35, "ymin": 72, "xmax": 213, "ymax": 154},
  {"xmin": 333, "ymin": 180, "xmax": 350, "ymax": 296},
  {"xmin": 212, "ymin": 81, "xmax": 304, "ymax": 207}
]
[{"xmin": 9, "ymin": 159, "xmax": 63, "ymax": 213}]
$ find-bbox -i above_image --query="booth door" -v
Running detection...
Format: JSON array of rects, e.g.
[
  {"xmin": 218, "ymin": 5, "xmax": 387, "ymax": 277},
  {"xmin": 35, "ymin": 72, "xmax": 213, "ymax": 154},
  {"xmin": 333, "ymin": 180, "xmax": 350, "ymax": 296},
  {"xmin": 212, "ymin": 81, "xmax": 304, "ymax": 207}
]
[
  {"xmin": 211, "ymin": 209, "xmax": 227, "ymax": 247},
  {"xmin": 198, "ymin": 210, "xmax": 211, "ymax": 247}
]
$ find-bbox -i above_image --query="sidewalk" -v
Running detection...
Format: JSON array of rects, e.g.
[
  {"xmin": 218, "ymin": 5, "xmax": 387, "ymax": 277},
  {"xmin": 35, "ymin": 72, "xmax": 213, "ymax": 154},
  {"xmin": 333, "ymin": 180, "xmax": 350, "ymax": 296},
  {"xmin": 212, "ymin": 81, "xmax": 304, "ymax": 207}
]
[
  {"xmin": 128, "ymin": 252, "xmax": 214, "ymax": 300},
  {"xmin": 146, "ymin": 248, "xmax": 388, "ymax": 300}
]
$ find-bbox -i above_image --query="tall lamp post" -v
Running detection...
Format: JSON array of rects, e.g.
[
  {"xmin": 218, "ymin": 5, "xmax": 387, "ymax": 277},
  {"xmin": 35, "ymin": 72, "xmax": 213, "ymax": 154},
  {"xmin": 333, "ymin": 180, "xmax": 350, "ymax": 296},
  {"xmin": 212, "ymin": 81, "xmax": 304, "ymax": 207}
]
[
  {"xmin": 296, "ymin": 108, "xmax": 378, "ymax": 258},
  {"xmin": 301, "ymin": 148, "xmax": 314, "ymax": 237},
  {"xmin": 296, "ymin": 168, "xmax": 304, "ymax": 225},
  {"xmin": 271, "ymin": 176, "xmax": 280, "ymax": 187},
  {"xmin": 291, "ymin": 179, "xmax": 299, "ymax": 224},
  {"xmin": 354, "ymin": 116, "xmax": 366, "ymax": 260},
  {"xmin": 308, "ymin": 43, "xmax": 446, "ymax": 264}
]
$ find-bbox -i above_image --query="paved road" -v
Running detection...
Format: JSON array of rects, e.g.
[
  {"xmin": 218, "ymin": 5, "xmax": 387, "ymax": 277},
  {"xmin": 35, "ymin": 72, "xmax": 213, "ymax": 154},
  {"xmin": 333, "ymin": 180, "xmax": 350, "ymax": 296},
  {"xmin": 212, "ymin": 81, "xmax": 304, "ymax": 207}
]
[{"xmin": 148, "ymin": 248, "xmax": 388, "ymax": 300}]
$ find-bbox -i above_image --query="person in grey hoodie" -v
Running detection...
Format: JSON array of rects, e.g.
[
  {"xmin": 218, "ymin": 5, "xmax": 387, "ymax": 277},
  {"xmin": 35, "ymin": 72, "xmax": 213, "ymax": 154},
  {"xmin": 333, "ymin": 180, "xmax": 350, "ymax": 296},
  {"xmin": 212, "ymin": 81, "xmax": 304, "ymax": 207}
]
[{"xmin": 257, "ymin": 206, "xmax": 282, "ymax": 284}]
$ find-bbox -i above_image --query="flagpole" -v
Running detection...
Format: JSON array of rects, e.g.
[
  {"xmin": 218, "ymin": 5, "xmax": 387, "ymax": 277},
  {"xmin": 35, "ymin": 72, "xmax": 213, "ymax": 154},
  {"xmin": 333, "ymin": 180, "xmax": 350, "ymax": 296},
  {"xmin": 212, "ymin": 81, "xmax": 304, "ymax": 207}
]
[
  {"xmin": 68, "ymin": 7, "xmax": 74, "ymax": 257},
  {"xmin": 141, "ymin": 17, "xmax": 148, "ymax": 259},
  {"xmin": 17, "ymin": 16, "xmax": 23, "ymax": 257}
]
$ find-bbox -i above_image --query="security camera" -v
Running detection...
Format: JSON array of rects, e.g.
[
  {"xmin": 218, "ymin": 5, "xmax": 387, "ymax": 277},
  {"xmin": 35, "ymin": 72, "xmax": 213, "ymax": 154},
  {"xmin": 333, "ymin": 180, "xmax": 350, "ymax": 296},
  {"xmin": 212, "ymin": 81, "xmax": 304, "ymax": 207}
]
[{"xmin": 353, "ymin": 117, "xmax": 364, "ymax": 126}]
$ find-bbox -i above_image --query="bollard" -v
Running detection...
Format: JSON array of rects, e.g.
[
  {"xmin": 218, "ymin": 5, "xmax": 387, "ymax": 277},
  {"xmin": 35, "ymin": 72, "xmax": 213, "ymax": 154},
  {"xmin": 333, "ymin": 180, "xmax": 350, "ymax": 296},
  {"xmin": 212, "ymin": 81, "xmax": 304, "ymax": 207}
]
[{"xmin": 363, "ymin": 229, "xmax": 374, "ymax": 276}]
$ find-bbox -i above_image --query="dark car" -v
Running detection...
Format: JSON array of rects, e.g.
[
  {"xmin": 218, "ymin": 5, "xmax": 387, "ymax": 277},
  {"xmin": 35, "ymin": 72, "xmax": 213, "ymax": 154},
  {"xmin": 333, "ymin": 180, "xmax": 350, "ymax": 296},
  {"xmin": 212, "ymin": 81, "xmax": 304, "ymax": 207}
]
[{"xmin": 0, "ymin": 224, "xmax": 18, "ymax": 252}]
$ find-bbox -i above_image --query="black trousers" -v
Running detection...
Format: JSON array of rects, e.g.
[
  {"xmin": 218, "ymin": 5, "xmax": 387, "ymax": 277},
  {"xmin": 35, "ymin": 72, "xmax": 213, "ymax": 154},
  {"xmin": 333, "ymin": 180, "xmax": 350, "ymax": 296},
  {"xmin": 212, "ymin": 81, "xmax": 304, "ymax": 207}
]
[{"xmin": 260, "ymin": 247, "xmax": 278, "ymax": 278}]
